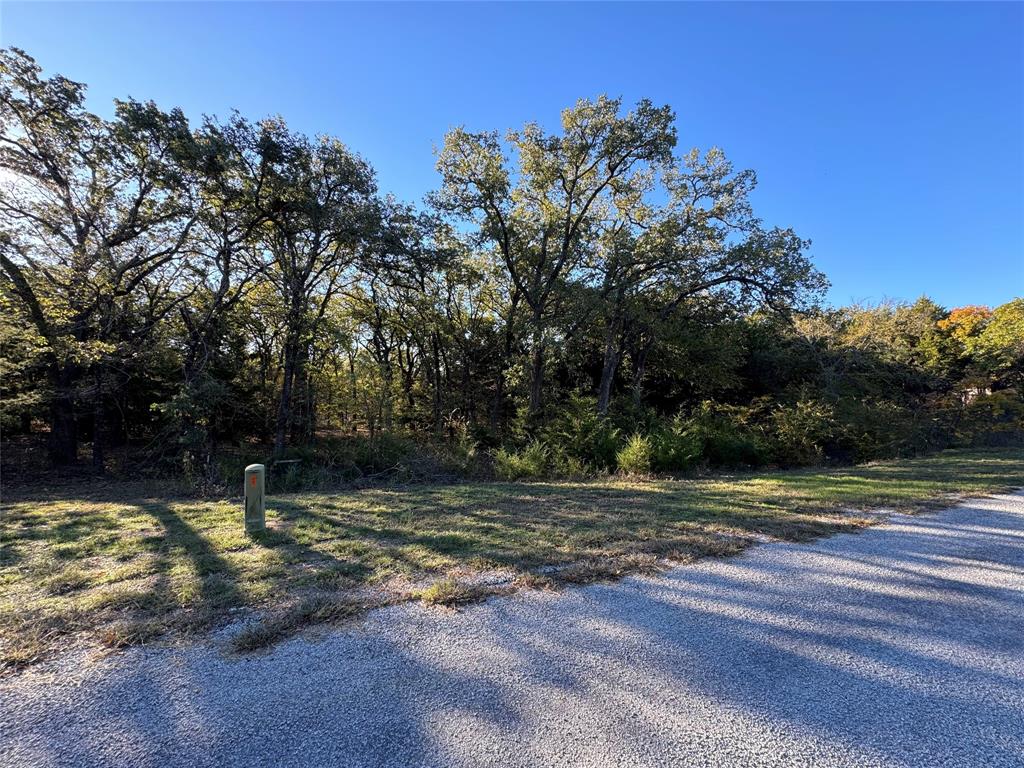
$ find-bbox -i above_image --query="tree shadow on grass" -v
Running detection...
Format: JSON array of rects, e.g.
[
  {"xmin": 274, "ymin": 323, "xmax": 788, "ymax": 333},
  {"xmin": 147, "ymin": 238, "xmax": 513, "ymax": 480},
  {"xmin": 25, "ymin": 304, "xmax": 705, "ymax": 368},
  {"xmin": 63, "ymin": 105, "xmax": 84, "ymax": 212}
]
[
  {"xmin": 272, "ymin": 481, "xmax": 872, "ymax": 578},
  {"xmin": 14, "ymin": 495, "xmax": 1022, "ymax": 767},
  {"xmin": 101, "ymin": 500, "xmax": 364, "ymax": 643}
]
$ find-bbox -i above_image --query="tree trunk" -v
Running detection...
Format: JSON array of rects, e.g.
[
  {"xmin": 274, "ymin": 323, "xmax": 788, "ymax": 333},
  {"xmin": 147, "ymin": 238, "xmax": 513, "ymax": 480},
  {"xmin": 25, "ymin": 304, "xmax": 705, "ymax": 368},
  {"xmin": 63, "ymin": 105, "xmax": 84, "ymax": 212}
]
[
  {"xmin": 347, "ymin": 351, "xmax": 358, "ymax": 432},
  {"xmin": 597, "ymin": 349, "xmax": 621, "ymax": 416},
  {"xmin": 304, "ymin": 365, "xmax": 317, "ymax": 442},
  {"xmin": 290, "ymin": 343, "xmax": 315, "ymax": 444},
  {"xmin": 91, "ymin": 366, "xmax": 106, "ymax": 474},
  {"xmin": 489, "ymin": 339, "xmax": 513, "ymax": 432},
  {"xmin": 47, "ymin": 365, "xmax": 78, "ymax": 465},
  {"xmin": 399, "ymin": 347, "xmax": 416, "ymax": 411},
  {"xmin": 462, "ymin": 344, "xmax": 474, "ymax": 424},
  {"xmin": 1, "ymin": 255, "xmax": 78, "ymax": 462},
  {"xmin": 430, "ymin": 332, "xmax": 443, "ymax": 436},
  {"xmin": 527, "ymin": 313, "xmax": 546, "ymax": 419},
  {"xmin": 490, "ymin": 372, "xmax": 506, "ymax": 432},
  {"xmin": 180, "ymin": 321, "xmax": 219, "ymax": 481},
  {"xmin": 489, "ymin": 292, "xmax": 520, "ymax": 434},
  {"xmin": 528, "ymin": 341, "xmax": 545, "ymax": 418},
  {"xmin": 381, "ymin": 362, "xmax": 393, "ymax": 433},
  {"xmin": 631, "ymin": 341, "xmax": 652, "ymax": 407},
  {"xmin": 596, "ymin": 314, "xmax": 624, "ymax": 415},
  {"xmin": 274, "ymin": 332, "xmax": 299, "ymax": 456}
]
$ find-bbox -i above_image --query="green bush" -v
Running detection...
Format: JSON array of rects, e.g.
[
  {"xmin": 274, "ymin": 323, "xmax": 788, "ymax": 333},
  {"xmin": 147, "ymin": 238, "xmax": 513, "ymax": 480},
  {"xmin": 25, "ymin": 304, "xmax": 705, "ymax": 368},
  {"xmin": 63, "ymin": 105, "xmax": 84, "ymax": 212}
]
[
  {"xmin": 440, "ymin": 427, "xmax": 481, "ymax": 474},
  {"xmin": 684, "ymin": 402, "xmax": 769, "ymax": 467},
  {"xmin": 153, "ymin": 376, "xmax": 231, "ymax": 482},
  {"xmin": 542, "ymin": 394, "xmax": 621, "ymax": 470},
  {"xmin": 545, "ymin": 446, "xmax": 593, "ymax": 478},
  {"xmin": 767, "ymin": 398, "xmax": 838, "ymax": 467},
  {"xmin": 608, "ymin": 398, "xmax": 661, "ymax": 436},
  {"xmin": 956, "ymin": 391, "xmax": 1024, "ymax": 446},
  {"xmin": 493, "ymin": 439, "xmax": 550, "ymax": 480},
  {"xmin": 338, "ymin": 433, "xmax": 412, "ymax": 473},
  {"xmin": 703, "ymin": 430, "xmax": 767, "ymax": 467},
  {"xmin": 832, "ymin": 399, "xmax": 934, "ymax": 462},
  {"xmin": 650, "ymin": 420, "xmax": 702, "ymax": 472},
  {"xmin": 272, "ymin": 460, "xmax": 331, "ymax": 492},
  {"xmin": 616, "ymin": 433, "xmax": 653, "ymax": 475}
]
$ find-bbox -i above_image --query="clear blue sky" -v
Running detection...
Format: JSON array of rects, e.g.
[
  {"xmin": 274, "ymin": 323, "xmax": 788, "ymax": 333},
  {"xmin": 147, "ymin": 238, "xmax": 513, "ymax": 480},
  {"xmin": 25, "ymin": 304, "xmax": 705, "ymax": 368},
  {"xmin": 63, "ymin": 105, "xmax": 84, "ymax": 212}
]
[{"xmin": 2, "ymin": 2, "xmax": 1022, "ymax": 309}]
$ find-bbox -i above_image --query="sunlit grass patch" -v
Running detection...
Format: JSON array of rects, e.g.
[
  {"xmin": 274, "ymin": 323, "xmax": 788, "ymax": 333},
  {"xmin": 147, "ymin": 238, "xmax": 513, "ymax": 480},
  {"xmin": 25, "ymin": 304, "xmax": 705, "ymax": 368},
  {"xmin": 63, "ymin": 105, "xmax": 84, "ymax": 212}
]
[
  {"xmin": 1, "ymin": 447, "xmax": 1022, "ymax": 673},
  {"xmin": 413, "ymin": 577, "xmax": 509, "ymax": 608}
]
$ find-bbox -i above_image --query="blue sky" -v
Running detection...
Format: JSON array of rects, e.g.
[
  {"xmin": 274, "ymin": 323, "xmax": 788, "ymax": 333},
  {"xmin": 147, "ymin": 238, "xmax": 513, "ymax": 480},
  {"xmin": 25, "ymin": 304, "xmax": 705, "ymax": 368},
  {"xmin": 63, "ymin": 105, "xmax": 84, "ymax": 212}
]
[{"xmin": 2, "ymin": 2, "xmax": 1021, "ymax": 309}]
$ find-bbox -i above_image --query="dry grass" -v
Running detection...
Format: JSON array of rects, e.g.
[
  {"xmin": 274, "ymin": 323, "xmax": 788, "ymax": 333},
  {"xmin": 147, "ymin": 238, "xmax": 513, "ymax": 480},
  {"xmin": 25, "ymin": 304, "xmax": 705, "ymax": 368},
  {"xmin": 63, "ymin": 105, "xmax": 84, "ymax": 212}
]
[
  {"xmin": 512, "ymin": 571, "xmax": 559, "ymax": 591},
  {"xmin": 2, "ymin": 448, "xmax": 1022, "ymax": 671},
  {"xmin": 231, "ymin": 595, "xmax": 375, "ymax": 653},
  {"xmin": 414, "ymin": 578, "xmax": 507, "ymax": 608}
]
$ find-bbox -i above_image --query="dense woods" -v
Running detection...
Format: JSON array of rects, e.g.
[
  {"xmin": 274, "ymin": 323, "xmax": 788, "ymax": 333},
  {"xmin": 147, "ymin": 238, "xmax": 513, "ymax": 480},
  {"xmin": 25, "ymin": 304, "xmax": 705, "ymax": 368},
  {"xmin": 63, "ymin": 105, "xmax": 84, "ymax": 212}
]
[{"xmin": 2, "ymin": 48, "xmax": 1022, "ymax": 488}]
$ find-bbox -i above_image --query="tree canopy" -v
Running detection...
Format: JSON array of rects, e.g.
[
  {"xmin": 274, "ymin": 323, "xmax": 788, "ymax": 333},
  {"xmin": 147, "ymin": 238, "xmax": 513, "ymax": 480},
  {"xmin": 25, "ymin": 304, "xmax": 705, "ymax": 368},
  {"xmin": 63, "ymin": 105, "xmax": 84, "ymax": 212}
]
[{"xmin": 1, "ymin": 48, "xmax": 1020, "ymax": 485}]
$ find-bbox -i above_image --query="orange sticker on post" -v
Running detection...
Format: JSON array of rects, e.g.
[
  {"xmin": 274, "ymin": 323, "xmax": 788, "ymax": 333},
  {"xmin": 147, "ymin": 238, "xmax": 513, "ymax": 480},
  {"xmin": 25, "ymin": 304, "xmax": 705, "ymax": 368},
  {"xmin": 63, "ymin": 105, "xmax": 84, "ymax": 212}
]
[{"xmin": 250, "ymin": 475, "xmax": 257, "ymax": 486}]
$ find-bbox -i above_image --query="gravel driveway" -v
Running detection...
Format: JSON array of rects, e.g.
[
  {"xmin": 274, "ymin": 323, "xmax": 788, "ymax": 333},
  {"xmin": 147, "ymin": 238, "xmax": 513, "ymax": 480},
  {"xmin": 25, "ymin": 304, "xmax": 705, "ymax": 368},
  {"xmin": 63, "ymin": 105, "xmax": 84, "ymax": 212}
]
[{"xmin": 3, "ymin": 491, "xmax": 1023, "ymax": 768}]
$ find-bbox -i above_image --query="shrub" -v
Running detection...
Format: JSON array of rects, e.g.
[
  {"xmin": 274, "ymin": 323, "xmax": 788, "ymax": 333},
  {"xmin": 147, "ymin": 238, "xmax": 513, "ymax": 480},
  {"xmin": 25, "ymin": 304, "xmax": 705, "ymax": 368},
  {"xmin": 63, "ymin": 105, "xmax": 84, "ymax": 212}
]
[
  {"xmin": 608, "ymin": 398, "xmax": 661, "ymax": 436},
  {"xmin": 492, "ymin": 439, "xmax": 550, "ymax": 480},
  {"xmin": 153, "ymin": 376, "xmax": 231, "ymax": 483},
  {"xmin": 616, "ymin": 433, "xmax": 653, "ymax": 475},
  {"xmin": 956, "ymin": 390, "xmax": 1024, "ymax": 447},
  {"xmin": 684, "ymin": 402, "xmax": 769, "ymax": 467},
  {"xmin": 542, "ymin": 394, "xmax": 621, "ymax": 470},
  {"xmin": 219, "ymin": 433, "xmax": 434, "ymax": 493},
  {"xmin": 650, "ymin": 420, "xmax": 701, "ymax": 472},
  {"xmin": 340, "ymin": 433, "xmax": 412, "ymax": 473},
  {"xmin": 832, "ymin": 399, "xmax": 935, "ymax": 462},
  {"xmin": 702, "ymin": 430, "xmax": 767, "ymax": 467},
  {"xmin": 767, "ymin": 399, "xmax": 838, "ymax": 467},
  {"xmin": 433, "ymin": 427, "xmax": 482, "ymax": 476},
  {"xmin": 549, "ymin": 449, "xmax": 593, "ymax": 479}
]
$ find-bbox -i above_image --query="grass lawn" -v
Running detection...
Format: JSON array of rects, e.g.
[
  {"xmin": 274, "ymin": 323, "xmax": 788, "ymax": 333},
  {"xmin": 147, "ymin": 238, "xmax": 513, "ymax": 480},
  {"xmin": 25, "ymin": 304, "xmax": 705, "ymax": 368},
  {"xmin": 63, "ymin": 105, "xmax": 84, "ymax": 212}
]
[{"xmin": 2, "ymin": 447, "xmax": 1023, "ymax": 673}]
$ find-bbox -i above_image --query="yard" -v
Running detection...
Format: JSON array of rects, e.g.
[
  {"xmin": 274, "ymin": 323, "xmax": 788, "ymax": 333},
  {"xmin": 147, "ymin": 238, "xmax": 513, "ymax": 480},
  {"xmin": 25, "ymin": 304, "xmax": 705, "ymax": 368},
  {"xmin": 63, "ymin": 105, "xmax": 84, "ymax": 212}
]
[{"xmin": 2, "ymin": 447, "xmax": 1023, "ymax": 674}]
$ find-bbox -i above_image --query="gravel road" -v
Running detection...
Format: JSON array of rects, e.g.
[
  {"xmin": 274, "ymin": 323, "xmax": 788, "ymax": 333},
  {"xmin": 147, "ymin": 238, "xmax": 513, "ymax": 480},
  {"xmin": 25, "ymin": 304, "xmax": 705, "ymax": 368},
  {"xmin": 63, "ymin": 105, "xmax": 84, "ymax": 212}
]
[{"xmin": 3, "ymin": 491, "xmax": 1023, "ymax": 768}]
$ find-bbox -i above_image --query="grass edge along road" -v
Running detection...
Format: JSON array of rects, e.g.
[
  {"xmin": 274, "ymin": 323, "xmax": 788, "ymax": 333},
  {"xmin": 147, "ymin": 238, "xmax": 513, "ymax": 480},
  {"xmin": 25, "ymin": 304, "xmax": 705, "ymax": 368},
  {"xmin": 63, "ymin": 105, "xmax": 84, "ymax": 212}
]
[{"xmin": 2, "ymin": 448, "xmax": 1023, "ymax": 674}]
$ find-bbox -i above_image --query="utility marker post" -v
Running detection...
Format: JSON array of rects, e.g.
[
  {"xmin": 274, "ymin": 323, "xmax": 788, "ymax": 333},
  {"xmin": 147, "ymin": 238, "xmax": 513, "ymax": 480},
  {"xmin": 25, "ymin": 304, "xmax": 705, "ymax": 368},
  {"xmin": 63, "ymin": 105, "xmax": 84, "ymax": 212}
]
[{"xmin": 244, "ymin": 463, "xmax": 265, "ymax": 535}]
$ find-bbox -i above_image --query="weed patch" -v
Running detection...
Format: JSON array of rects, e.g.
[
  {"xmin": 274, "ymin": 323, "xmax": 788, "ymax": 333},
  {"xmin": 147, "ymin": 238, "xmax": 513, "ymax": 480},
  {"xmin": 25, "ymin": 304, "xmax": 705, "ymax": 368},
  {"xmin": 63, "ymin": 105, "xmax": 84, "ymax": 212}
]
[
  {"xmin": 231, "ymin": 596, "xmax": 372, "ymax": 653},
  {"xmin": 415, "ymin": 578, "xmax": 505, "ymax": 608}
]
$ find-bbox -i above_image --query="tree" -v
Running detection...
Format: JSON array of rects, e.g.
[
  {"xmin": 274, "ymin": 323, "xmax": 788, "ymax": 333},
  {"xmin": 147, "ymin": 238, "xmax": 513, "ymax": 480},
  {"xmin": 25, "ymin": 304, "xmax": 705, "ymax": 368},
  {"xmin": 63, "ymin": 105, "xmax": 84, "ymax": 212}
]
[
  {"xmin": 0, "ymin": 48, "xmax": 196, "ymax": 466},
  {"xmin": 587, "ymin": 148, "xmax": 826, "ymax": 412},
  {"xmin": 970, "ymin": 298, "xmax": 1024, "ymax": 389},
  {"xmin": 7, "ymin": 46, "xmax": 1012, "ymax": 480},
  {"xmin": 159, "ymin": 114, "xmax": 276, "ymax": 478},
  {"xmin": 433, "ymin": 96, "xmax": 677, "ymax": 422},
  {"xmin": 257, "ymin": 122, "xmax": 379, "ymax": 455}
]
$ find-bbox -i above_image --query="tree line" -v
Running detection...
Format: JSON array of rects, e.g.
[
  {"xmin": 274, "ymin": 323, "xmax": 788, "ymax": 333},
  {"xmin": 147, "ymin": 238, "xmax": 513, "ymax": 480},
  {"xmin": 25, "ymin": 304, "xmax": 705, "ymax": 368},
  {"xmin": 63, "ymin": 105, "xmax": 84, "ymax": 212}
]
[{"xmin": 2, "ymin": 48, "xmax": 1021, "ymax": 485}]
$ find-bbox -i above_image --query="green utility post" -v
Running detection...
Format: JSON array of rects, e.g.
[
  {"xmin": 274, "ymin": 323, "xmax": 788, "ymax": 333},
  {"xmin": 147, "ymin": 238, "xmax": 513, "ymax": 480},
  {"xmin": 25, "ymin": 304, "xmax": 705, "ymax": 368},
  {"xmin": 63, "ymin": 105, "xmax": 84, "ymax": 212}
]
[{"xmin": 244, "ymin": 463, "xmax": 265, "ymax": 535}]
